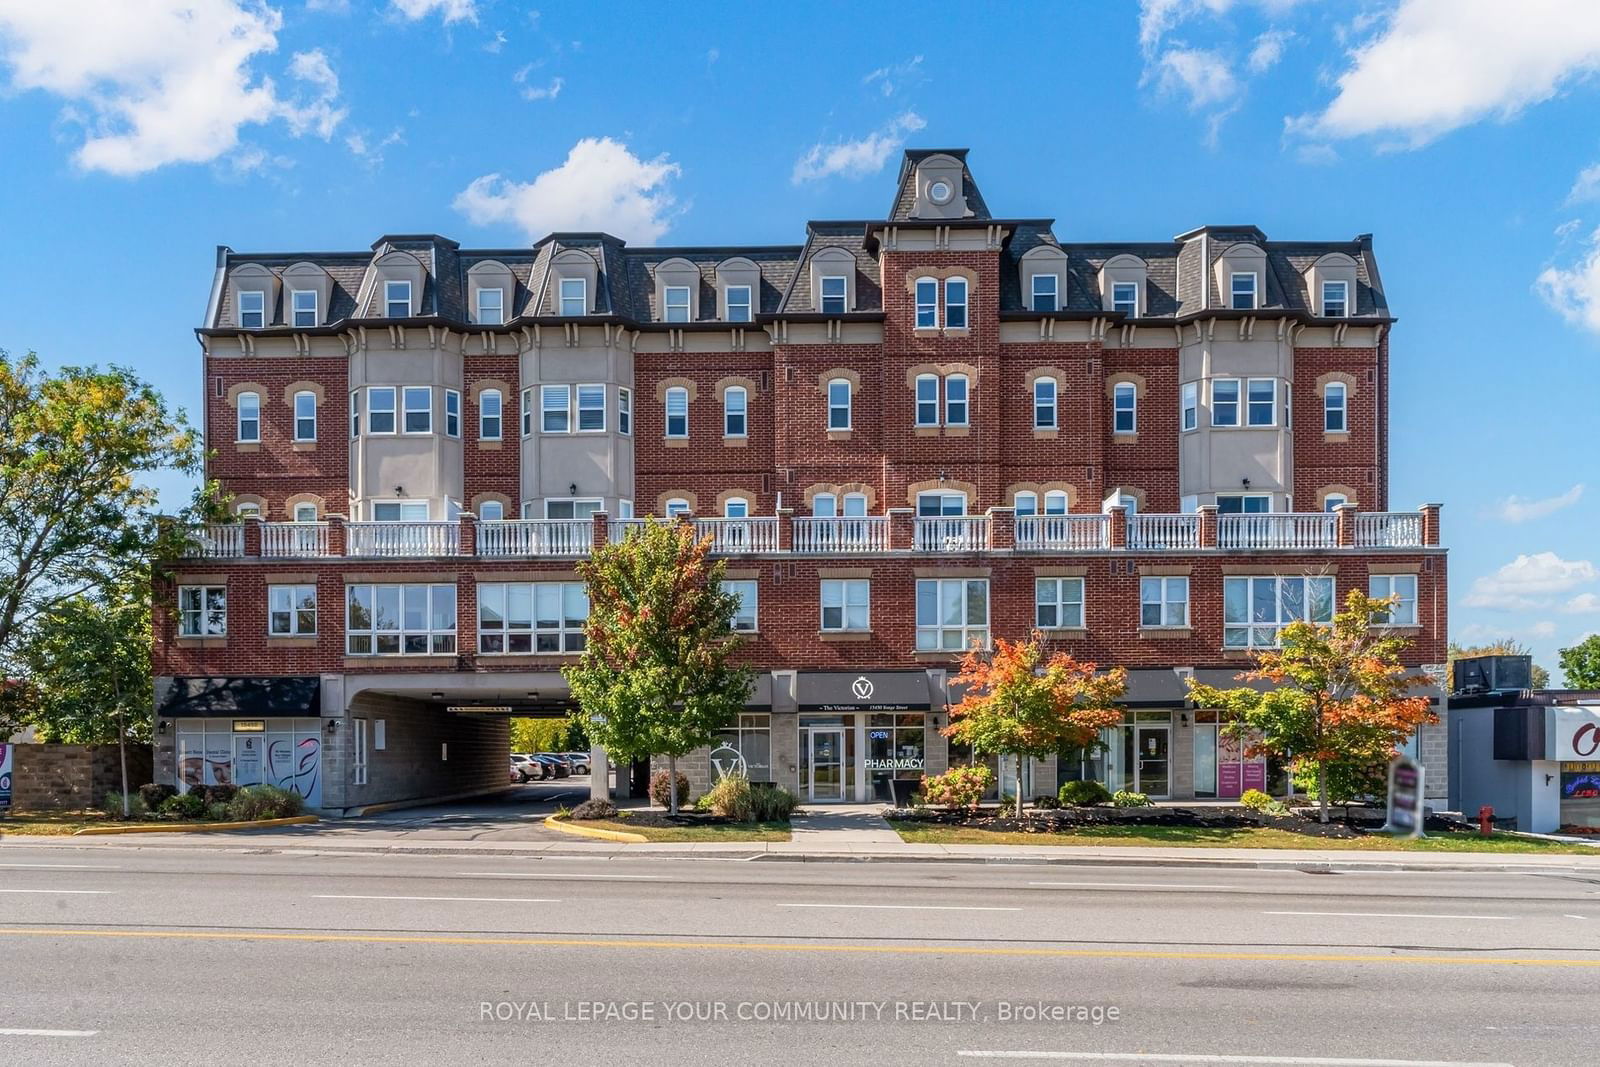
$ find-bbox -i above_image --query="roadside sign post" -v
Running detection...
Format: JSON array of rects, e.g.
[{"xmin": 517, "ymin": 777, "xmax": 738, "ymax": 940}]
[{"xmin": 1382, "ymin": 754, "xmax": 1425, "ymax": 839}]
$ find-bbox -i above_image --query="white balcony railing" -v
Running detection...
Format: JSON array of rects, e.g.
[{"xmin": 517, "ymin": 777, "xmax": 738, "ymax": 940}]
[
  {"xmin": 344, "ymin": 521, "xmax": 460, "ymax": 558},
  {"xmin": 1219, "ymin": 513, "xmax": 1336, "ymax": 550},
  {"xmin": 260, "ymin": 521, "xmax": 330, "ymax": 558},
  {"xmin": 792, "ymin": 516, "xmax": 890, "ymax": 553},
  {"xmin": 1127, "ymin": 514, "xmax": 1200, "ymax": 550},
  {"xmin": 1016, "ymin": 514, "xmax": 1108, "ymax": 551},
  {"xmin": 476, "ymin": 519, "xmax": 593, "ymax": 558},
  {"xmin": 693, "ymin": 516, "xmax": 779, "ymax": 554},
  {"xmin": 1355, "ymin": 511, "xmax": 1424, "ymax": 548},
  {"xmin": 190, "ymin": 523, "xmax": 243, "ymax": 558},
  {"xmin": 915, "ymin": 516, "xmax": 988, "ymax": 552}
]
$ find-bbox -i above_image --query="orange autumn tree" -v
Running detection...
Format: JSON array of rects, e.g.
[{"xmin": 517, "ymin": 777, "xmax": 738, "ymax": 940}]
[
  {"xmin": 944, "ymin": 633, "xmax": 1127, "ymax": 818},
  {"xmin": 1188, "ymin": 589, "xmax": 1436, "ymax": 824}
]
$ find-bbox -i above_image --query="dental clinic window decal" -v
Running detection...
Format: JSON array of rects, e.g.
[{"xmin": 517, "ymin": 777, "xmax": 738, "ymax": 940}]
[{"xmin": 175, "ymin": 718, "xmax": 322, "ymax": 808}]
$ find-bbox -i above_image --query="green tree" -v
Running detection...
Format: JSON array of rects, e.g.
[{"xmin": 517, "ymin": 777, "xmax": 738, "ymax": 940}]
[
  {"xmin": 564, "ymin": 519, "xmax": 752, "ymax": 814},
  {"xmin": 1559, "ymin": 635, "xmax": 1600, "ymax": 689},
  {"xmin": 1446, "ymin": 638, "xmax": 1549, "ymax": 689},
  {"xmin": 1190, "ymin": 589, "xmax": 1437, "ymax": 823},
  {"xmin": 509, "ymin": 717, "xmax": 568, "ymax": 753},
  {"xmin": 944, "ymin": 633, "xmax": 1127, "ymax": 819},
  {"xmin": 0, "ymin": 352, "xmax": 206, "ymax": 668}
]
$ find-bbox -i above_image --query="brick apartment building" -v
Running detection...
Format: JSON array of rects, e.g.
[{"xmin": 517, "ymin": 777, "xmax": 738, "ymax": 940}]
[{"xmin": 153, "ymin": 148, "xmax": 1447, "ymax": 812}]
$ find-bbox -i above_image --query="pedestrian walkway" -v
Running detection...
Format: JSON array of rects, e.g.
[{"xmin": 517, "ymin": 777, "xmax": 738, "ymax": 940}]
[{"xmin": 789, "ymin": 804, "xmax": 902, "ymax": 847}]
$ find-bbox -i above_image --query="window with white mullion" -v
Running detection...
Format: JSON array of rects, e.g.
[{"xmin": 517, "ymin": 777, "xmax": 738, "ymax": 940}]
[
  {"xmin": 827, "ymin": 379, "xmax": 851, "ymax": 430},
  {"xmin": 1034, "ymin": 577, "xmax": 1084, "ymax": 630},
  {"xmin": 576, "ymin": 384, "xmax": 606, "ymax": 432},
  {"xmin": 1368, "ymin": 574, "xmax": 1418, "ymax": 626},
  {"xmin": 268, "ymin": 584, "xmax": 318, "ymax": 636},
  {"xmin": 541, "ymin": 384, "xmax": 571, "ymax": 434},
  {"xmin": 915, "ymin": 578, "xmax": 988, "ymax": 651},
  {"xmin": 820, "ymin": 579, "xmax": 870, "ymax": 632},
  {"xmin": 178, "ymin": 585, "xmax": 227, "ymax": 637},
  {"xmin": 1139, "ymin": 576, "xmax": 1189, "ymax": 628},
  {"xmin": 1033, "ymin": 377, "xmax": 1057, "ymax": 429},
  {"xmin": 477, "ymin": 582, "xmax": 588, "ymax": 654},
  {"xmin": 346, "ymin": 583, "xmax": 456, "ymax": 656},
  {"xmin": 1223, "ymin": 575, "xmax": 1334, "ymax": 649}
]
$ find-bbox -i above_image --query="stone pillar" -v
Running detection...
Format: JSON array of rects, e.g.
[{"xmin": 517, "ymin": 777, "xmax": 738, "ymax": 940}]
[
  {"xmin": 1107, "ymin": 505, "xmax": 1128, "ymax": 550},
  {"xmin": 1420, "ymin": 502, "xmax": 1442, "ymax": 547},
  {"xmin": 775, "ymin": 507, "xmax": 794, "ymax": 551},
  {"xmin": 242, "ymin": 515, "xmax": 262, "ymax": 557},
  {"xmin": 456, "ymin": 512, "xmax": 476, "ymax": 556},
  {"xmin": 590, "ymin": 510, "xmax": 610, "ymax": 552},
  {"xmin": 1197, "ymin": 504, "xmax": 1219, "ymax": 549},
  {"xmin": 887, "ymin": 507, "xmax": 916, "ymax": 551},
  {"xmin": 589, "ymin": 744, "xmax": 609, "ymax": 800},
  {"xmin": 1334, "ymin": 502, "xmax": 1357, "ymax": 547},
  {"xmin": 324, "ymin": 514, "xmax": 347, "ymax": 556},
  {"xmin": 986, "ymin": 506, "xmax": 1015, "ymax": 550}
]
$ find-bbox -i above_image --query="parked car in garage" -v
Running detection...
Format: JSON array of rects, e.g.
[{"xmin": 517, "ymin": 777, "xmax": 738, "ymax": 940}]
[
  {"xmin": 563, "ymin": 752, "xmax": 591, "ymax": 775},
  {"xmin": 536, "ymin": 753, "xmax": 572, "ymax": 778},
  {"xmin": 510, "ymin": 754, "xmax": 545, "ymax": 781}
]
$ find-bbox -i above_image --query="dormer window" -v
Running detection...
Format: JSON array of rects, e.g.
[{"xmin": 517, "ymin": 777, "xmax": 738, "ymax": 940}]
[
  {"xmin": 664, "ymin": 286, "xmax": 691, "ymax": 323},
  {"xmin": 1111, "ymin": 282, "xmax": 1138, "ymax": 316},
  {"xmin": 559, "ymin": 277, "xmax": 586, "ymax": 316},
  {"xmin": 239, "ymin": 291, "xmax": 265, "ymax": 329},
  {"xmin": 820, "ymin": 276, "xmax": 847, "ymax": 315},
  {"xmin": 477, "ymin": 287, "xmax": 504, "ymax": 325},
  {"xmin": 726, "ymin": 285, "xmax": 752, "ymax": 323},
  {"xmin": 1321, "ymin": 280, "xmax": 1348, "ymax": 318},
  {"xmin": 385, "ymin": 280, "xmax": 412, "ymax": 318},
  {"xmin": 291, "ymin": 290, "xmax": 317, "ymax": 328},
  {"xmin": 1230, "ymin": 272, "xmax": 1257, "ymax": 310},
  {"xmin": 944, "ymin": 278, "xmax": 967, "ymax": 329},
  {"xmin": 1030, "ymin": 275, "xmax": 1057, "ymax": 313},
  {"xmin": 915, "ymin": 278, "xmax": 938, "ymax": 328}
]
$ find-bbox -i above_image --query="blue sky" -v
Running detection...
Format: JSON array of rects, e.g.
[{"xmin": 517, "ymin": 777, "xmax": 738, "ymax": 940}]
[{"xmin": 2, "ymin": 0, "xmax": 1599, "ymax": 679}]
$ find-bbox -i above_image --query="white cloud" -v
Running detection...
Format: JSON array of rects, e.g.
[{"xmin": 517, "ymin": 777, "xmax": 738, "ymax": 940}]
[
  {"xmin": 1531, "ymin": 620, "xmax": 1559, "ymax": 638},
  {"xmin": 1563, "ymin": 592, "xmax": 1600, "ymax": 614},
  {"xmin": 1295, "ymin": 0, "xmax": 1600, "ymax": 147},
  {"xmin": 391, "ymin": 0, "xmax": 477, "ymax": 22},
  {"xmin": 862, "ymin": 55, "xmax": 924, "ymax": 98},
  {"xmin": 1567, "ymin": 161, "xmax": 1600, "ymax": 204},
  {"xmin": 0, "ymin": 0, "xmax": 346, "ymax": 176},
  {"xmin": 791, "ymin": 112, "xmax": 926, "ymax": 184},
  {"xmin": 1464, "ymin": 552, "xmax": 1599, "ymax": 611},
  {"xmin": 1537, "ymin": 225, "xmax": 1600, "ymax": 335},
  {"xmin": 1155, "ymin": 46, "xmax": 1238, "ymax": 108},
  {"xmin": 1490, "ymin": 484, "xmax": 1585, "ymax": 523},
  {"xmin": 345, "ymin": 125, "xmax": 404, "ymax": 167},
  {"xmin": 305, "ymin": 0, "xmax": 350, "ymax": 11},
  {"xmin": 1247, "ymin": 29, "xmax": 1292, "ymax": 73},
  {"xmin": 484, "ymin": 30, "xmax": 507, "ymax": 54},
  {"xmin": 453, "ymin": 137, "xmax": 681, "ymax": 244},
  {"xmin": 705, "ymin": 48, "xmax": 719, "ymax": 66},
  {"xmin": 513, "ymin": 65, "xmax": 562, "ymax": 101}
]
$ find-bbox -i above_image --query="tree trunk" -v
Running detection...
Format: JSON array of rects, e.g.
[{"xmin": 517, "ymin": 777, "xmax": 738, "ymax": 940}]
[
  {"xmin": 114, "ymin": 676, "xmax": 129, "ymax": 818},
  {"xmin": 1318, "ymin": 764, "xmax": 1330, "ymax": 824},
  {"xmin": 667, "ymin": 752, "xmax": 679, "ymax": 816},
  {"xmin": 1015, "ymin": 755, "xmax": 1024, "ymax": 820}
]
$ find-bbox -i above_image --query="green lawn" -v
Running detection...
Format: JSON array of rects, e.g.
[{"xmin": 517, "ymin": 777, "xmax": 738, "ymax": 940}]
[
  {"xmin": 586, "ymin": 817, "xmax": 792, "ymax": 843},
  {"xmin": 0, "ymin": 811, "xmax": 168, "ymax": 836},
  {"xmin": 887, "ymin": 820, "xmax": 1600, "ymax": 854}
]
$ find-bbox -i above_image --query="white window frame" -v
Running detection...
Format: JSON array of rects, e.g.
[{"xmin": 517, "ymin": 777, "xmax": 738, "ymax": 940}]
[
  {"xmin": 914, "ymin": 374, "xmax": 939, "ymax": 427},
  {"xmin": 238, "ymin": 290, "xmax": 265, "ymax": 329},
  {"xmin": 1140, "ymin": 576, "xmax": 1189, "ymax": 629},
  {"xmin": 819, "ymin": 275, "xmax": 848, "ymax": 315},
  {"xmin": 519, "ymin": 387, "xmax": 533, "ymax": 437},
  {"xmin": 841, "ymin": 493, "xmax": 868, "ymax": 517},
  {"xmin": 1369, "ymin": 574, "xmax": 1418, "ymax": 626},
  {"xmin": 916, "ymin": 490, "xmax": 967, "ymax": 517},
  {"xmin": 401, "ymin": 386, "xmax": 431, "ymax": 435},
  {"xmin": 1322, "ymin": 279, "xmax": 1348, "ymax": 318},
  {"xmin": 268, "ymin": 583, "xmax": 317, "ymax": 637},
  {"xmin": 576, "ymin": 383, "xmax": 606, "ymax": 433},
  {"xmin": 617, "ymin": 499, "xmax": 634, "ymax": 519},
  {"xmin": 726, "ymin": 284, "xmax": 752, "ymax": 323},
  {"xmin": 372, "ymin": 501, "xmax": 430, "ymax": 522},
  {"xmin": 915, "ymin": 577, "xmax": 989, "ymax": 652},
  {"xmin": 944, "ymin": 277, "xmax": 968, "ymax": 329},
  {"xmin": 1042, "ymin": 490, "xmax": 1069, "ymax": 515},
  {"xmin": 444, "ymin": 389, "xmax": 460, "ymax": 438},
  {"xmin": 827, "ymin": 378, "xmax": 851, "ymax": 430},
  {"xmin": 915, "ymin": 277, "xmax": 938, "ymax": 328},
  {"xmin": 1112, "ymin": 382, "xmax": 1136, "ymax": 434},
  {"xmin": 178, "ymin": 585, "xmax": 227, "ymax": 637},
  {"xmin": 479, "ymin": 501, "xmax": 504, "ymax": 522},
  {"xmin": 1216, "ymin": 494, "xmax": 1273, "ymax": 515},
  {"xmin": 540, "ymin": 384, "xmax": 570, "ymax": 434},
  {"xmin": 1030, "ymin": 274, "xmax": 1057, "ymax": 313},
  {"xmin": 350, "ymin": 390, "xmax": 361, "ymax": 438},
  {"xmin": 477, "ymin": 286, "xmax": 504, "ymax": 325},
  {"xmin": 820, "ymin": 578, "xmax": 870, "ymax": 632},
  {"xmin": 292, "ymin": 391, "xmax": 317, "ymax": 442},
  {"xmin": 664, "ymin": 498, "xmax": 691, "ymax": 518},
  {"xmin": 1013, "ymin": 491, "xmax": 1038, "ymax": 516},
  {"xmin": 1223, "ymin": 575, "xmax": 1335, "ymax": 650},
  {"xmin": 726, "ymin": 580, "xmax": 758, "ymax": 632},
  {"xmin": 1230, "ymin": 271, "xmax": 1257, "ymax": 310},
  {"xmin": 1033, "ymin": 377, "xmax": 1057, "ymax": 430},
  {"xmin": 811, "ymin": 493, "xmax": 837, "ymax": 517},
  {"xmin": 1246, "ymin": 378, "xmax": 1276, "ymax": 428},
  {"xmin": 1211, "ymin": 378, "xmax": 1240, "ymax": 428},
  {"xmin": 1324, "ymin": 382, "xmax": 1347, "ymax": 432},
  {"xmin": 664, "ymin": 386, "xmax": 689, "ymax": 438},
  {"xmin": 345, "ymin": 583, "xmax": 457, "ymax": 656},
  {"xmin": 293, "ymin": 503, "xmax": 318, "ymax": 523},
  {"xmin": 476, "ymin": 581, "xmax": 589, "ymax": 655},
  {"xmin": 385, "ymin": 279, "xmax": 412, "ymax": 318},
  {"xmin": 1181, "ymin": 381, "xmax": 1198, "ymax": 432},
  {"xmin": 1111, "ymin": 281, "xmax": 1138, "ymax": 316},
  {"xmin": 663, "ymin": 285, "xmax": 692, "ymax": 323},
  {"xmin": 723, "ymin": 497, "xmax": 749, "ymax": 519},
  {"xmin": 618, "ymin": 387, "xmax": 632, "ymax": 436},
  {"xmin": 559, "ymin": 277, "xmax": 587, "ymax": 317},
  {"xmin": 723, "ymin": 386, "xmax": 747, "ymax": 438},
  {"xmin": 544, "ymin": 498, "xmax": 603, "ymax": 520},
  {"xmin": 236, "ymin": 391, "xmax": 260, "ymax": 443},
  {"xmin": 944, "ymin": 374, "xmax": 969, "ymax": 427},
  {"xmin": 1323, "ymin": 493, "xmax": 1348, "ymax": 512},
  {"xmin": 479, "ymin": 389, "xmax": 503, "ymax": 441},
  {"xmin": 291, "ymin": 289, "xmax": 317, "ymax": 328},
  {"xmin": 1034, "ymin": 576, "xmax": 1084, "ymax": 630}
]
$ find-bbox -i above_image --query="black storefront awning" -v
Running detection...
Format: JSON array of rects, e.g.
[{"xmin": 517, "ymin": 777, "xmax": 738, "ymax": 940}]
[
  {"xmin": 798, "ymin": 671, "xmax": 932, "ymax": 712},
  {"xmin": 157, "ymin": 677, "xmax": 321, "ymax": 719}
]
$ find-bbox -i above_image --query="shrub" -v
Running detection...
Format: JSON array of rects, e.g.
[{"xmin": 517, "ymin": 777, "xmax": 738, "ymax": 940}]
[
  {"xmin": 692, "ymin": 793, "xmax": 714, "ymax": 813},
  {"xmin": 751, "ymin": 785, "xmax": 799, "ymax": 822},
  {"xmin": 1240, "ymin": 788, "xmax": 1290, "ymax": 816},
  {"xmin": 1111, "ymin": 790, "xmax": 1154, "ymax": 808},
  {"xmin": 160, "ymin": 791, "xmax": 207, "ymax": 819},
  {"xmin": 205, "ymin": 803, "xmax": 230, "ymax": 821},
  {"xmin": 201, "ymin": 784, "xmax": 239, "ymax": 806},
  {"xmin": 100, "ymin": 789, "xmax": 147, "ymax": 820},
  {"xmin": 1059, "ymin": 780, "xmax": 1112, "ymax": 807},
  {"xmin": 570, "ymin": 798, "xmax": 618, "ymax": 821},
  {"xmin": 1033, "ymin": 795, "xmax": 1060, "ymax": 810},
  {"xmin": 706, "ymin": 773, "xmax": 755, "ymax": 821},
  {"xmin": 649, "ymin": 769, "xmax": 691, "ymax": 809},
  {"xmin": 226, "ymin": 784, "xmax": 304, "ymax": 822},
  {"xmin": 919, "ymin": 764, "xmax": 994, "ymax": 810},
  {"xmin": 138, "ymin": 783, "xmax": 177, "ymax": 810}
]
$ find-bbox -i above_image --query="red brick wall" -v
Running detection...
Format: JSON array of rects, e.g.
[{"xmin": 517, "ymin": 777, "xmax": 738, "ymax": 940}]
[
  {"xmin": 1293, "ymin": 345, "xmax": 1382, "ymax": 510},
  {"xmin": 463, "ymin": 355, "xmax": 520, "ymax": 515},
  {"xmin": 206, "ymin": 355, "xmax": 348, "ymax": 518}
]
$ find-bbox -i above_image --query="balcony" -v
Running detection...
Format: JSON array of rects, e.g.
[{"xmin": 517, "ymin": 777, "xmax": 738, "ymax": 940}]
[
  {"xmin": 189, "ymin": 523, "xmax": 243, "ymax": 559},
  {"xmin": 692, "ymin": 516, "xmax": 779, "ymax": 554},
  {"xmin": 1017, "ymin": 514, "xmax": 1108, "ymax": 551},
  {"xmin": 260, "ymin": 521, "xmax": 331, "ymax": 558},
  {"xmin": 1355, "ymin": 511, "xmax": 1424, "ymax": 548},
  {"xmin": 345, "ymin": 521, "xmax": 461, "ymax": 558},
  {"xmin": 477, "ymin": 519, "xmax": 592, "ymax": 558},
  {"xmin": 914, "ymin": 515, "xmax": 988, "ymax": 552},
  {"xmin": 1217, "ymin": 513, "xmax": 1335, "ymax": 550},
  {"xmin": 792, "ymin": 516, "xmax": 890, "ymax": 553},
  {"xmin": 1127, "ymin": 514, "xmax": 1198, "ymax": 551}
]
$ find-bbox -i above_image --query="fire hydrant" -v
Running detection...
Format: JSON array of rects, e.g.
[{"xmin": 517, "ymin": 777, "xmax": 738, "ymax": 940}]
[{"xmin": 1478, "ymin": 805, "xmax": 1495, "ymax": 837}]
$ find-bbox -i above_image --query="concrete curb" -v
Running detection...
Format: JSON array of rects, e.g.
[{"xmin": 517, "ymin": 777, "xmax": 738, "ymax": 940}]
[
  {"xmin": 71, "ymin": 815, "xmax": 320, "ymax": 836},
  {"xmin": 542, "ymin": 814, "xmax": 646, "ymax": 843}
]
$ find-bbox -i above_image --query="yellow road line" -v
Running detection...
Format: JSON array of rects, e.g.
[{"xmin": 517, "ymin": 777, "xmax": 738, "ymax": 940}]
[{"xmin": 0, "ymin": 927, "xmax": 1596, "ymax": 967}]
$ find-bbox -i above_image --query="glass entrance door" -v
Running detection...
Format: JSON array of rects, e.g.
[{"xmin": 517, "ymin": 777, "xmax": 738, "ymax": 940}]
[
  {"xmin": 806, "ymin": 728, "xmax": 845, "ymax": 802},
  {"xmin": 1135, "ymin": 726, "xmax": 1170, "ymax": 798}
]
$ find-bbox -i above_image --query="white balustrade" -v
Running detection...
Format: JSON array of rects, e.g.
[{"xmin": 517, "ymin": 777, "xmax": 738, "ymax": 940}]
[
  {"xmin": 692, "ymin": 517, "xmax": 779, "ymax": 553},
  {"xmin": 1127, "ymin": 514, "xmax": 1200, "ymax": 550},
  {"xmin": 915, "ymin": 516, "xmax": 988, "ymax": 552},
  {"xmin": 1355, "ymin": 511, "xmax": 1424, "ymax": 547},
  {"xmin": 191, "ymin": 523, "xmax": 243, "ymax": 558},
  {"xmin": 1016, "ymin": 514, "xmax": 1108, "ymax": 550},
  {"xmin": 260, "ymin": 521, "xmax": 330, "ymax": 558},
  {"xmin": 1218, "ymin": 513, "xmax": 1336, "ymax": 550},
  {"xmin": 476, "ymin": 519, "xmax": 593, "ymax": 557},
  {"xmin": 344, "ymin": 521, "xmax": 460, "ymax": 557},
  {"xmin": 792, "ymin": 516, "xmax": 890, "ymax": 553}
]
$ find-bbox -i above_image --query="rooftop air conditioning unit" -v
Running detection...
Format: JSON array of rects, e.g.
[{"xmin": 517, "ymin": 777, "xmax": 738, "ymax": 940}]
[{"xmin": 1452, "ymin": 655, "xmax": 1533, "ymax": 695}]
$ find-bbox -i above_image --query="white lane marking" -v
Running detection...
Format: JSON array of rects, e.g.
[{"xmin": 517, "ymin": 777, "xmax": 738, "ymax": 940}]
[
  {"xmin": 1566, "ymin": 914, "xmax": 1587, "ymax": 920},
  {"xmin": 1029, "ymin": 881, "xmax": 1232, "ymax": 890},
  {"xmin": 0, "ymin": 1029, "xmax": 99, "ymax": 1038},
  {"xmin": 0, "ymin": 863, "xmax": 123, "ymax": 870},
  {"xmin": 777, "ymin": 903, "xmax": 1021, "ymax": 912},
  {"xmin": 1263, "ymin": 910, "xmax": 1512, "ymax": 921},
  {"xmin": 311, "ymin": 894, "xmax": 559, "ymax": 903},
  {"xmin": 956, "ymin": 1054, "xmax": 1512, "ymax": 1066},
  {"xmin": 454, "ymin": 872, "xmax": 667, "ymax": 880},
  {"xmin": 0, "ymin": 889, "xmax": 112, "ymax": 895}
]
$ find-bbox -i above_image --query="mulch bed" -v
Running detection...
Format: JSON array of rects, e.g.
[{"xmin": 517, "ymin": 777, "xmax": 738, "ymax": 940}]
[
  {"xmin": 613, "ymin": 809, "xmax": 743, "ymax": 828},
  {"xmin": 886, "ymin": 803, "xmax": 1472, "ymax": 841}
]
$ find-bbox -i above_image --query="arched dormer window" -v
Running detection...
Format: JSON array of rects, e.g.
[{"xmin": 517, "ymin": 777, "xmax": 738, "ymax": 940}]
[
  {"xmin": 809, "ymin": 247, "xmax": 855, "ymax": 315},
  {"xmin": 282, "ymin": 261, "xmax": 332, "ymax": 328},
  {"xmin": 550, "ymin": 248, "xmax": 599, "ymax": 316},
  {"xmin": 1213, "ymin": 243, "xmax": 1268, "ymax": 311},
  {"xmin": 1099, "ymin": 253, "xmax": 1147, "ymax": 316},
  {"xmin": 715, "ymin": 256, "xmax": 760, "ymax": 323},
  {"xmin": 467, "ymin": 259, "xmax": 516, "ymax": 325},
  {"xmin": 1020, "ymin": 245, "xmax": 1068, "ymax": 313},
  {"xmin": 654, "ymin": 257, "xmax": 700, "ymax": 322},
  {"xmin": 1306, "ymin": 252, "xmax": 1359, "ymax": 317}
]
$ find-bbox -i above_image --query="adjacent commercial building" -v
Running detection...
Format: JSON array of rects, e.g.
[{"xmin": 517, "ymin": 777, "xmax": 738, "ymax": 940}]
[{"xmin": 153, "ymin": 148, "xmax": 1448, "ymax": 812}]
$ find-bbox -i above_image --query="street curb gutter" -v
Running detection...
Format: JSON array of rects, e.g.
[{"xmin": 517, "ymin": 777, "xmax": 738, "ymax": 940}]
[
  {"xmin": 542, "ymin": 814, "xmax": 646, "ymax": 843},
  {"xmin": 72, "ymin": 815, "xmax": 320, "ymax": 836}
]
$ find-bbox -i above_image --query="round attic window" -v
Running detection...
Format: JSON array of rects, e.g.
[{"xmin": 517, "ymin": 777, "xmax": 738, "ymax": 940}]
[{"xmin": 926, "ymin": 179, "xmax": 953, "ymax": 205}]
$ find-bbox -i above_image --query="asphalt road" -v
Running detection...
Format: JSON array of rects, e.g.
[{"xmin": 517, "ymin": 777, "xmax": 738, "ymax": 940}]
[{"xmin": 0, "ymin": 841, "xmax": 1596, "ymax": 1066}]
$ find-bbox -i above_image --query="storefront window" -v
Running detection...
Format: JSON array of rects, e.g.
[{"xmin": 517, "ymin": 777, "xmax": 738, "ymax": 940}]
[
  {"xmin": 866, "ymin": 713, "xmax": 925, "ymax": 801},
  {"xmin": 713, "ymin": 713, "xmax": 772, "ymax": 783},
  {"xmin": 176, "ymin": 717, "xmax": 323, "ymax": 807}
]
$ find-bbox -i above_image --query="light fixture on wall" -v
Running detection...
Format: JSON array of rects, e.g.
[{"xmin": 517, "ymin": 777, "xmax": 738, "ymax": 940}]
[
  {"xmin": 325, "ymin": 719, "xmax": 340, "ymax": 734},
  {"xmin": 1241, "ymin": 478, "xmax": 1251, "ymax": 489},
  {"xmin": 393, "ymin": 485, "xmax": 405, "ymax": 496},
  {"xmin": 157, "ymin": 720, "xmax": 170, "ymax": 735},
  {"xmin": 431, "ymin": 691, "xmax": 444, "ymax": 701},
  {"xmin": 568, "ymin": 483, "xmax": 578, "ymax": 497},
  {"xmin": 1179, "ymin": 712, "xmax": 1189, "ymax": 726},
  {"xmin": 937, "ymin": 469, "xmax": 947, "ymax": 484}
]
